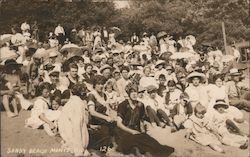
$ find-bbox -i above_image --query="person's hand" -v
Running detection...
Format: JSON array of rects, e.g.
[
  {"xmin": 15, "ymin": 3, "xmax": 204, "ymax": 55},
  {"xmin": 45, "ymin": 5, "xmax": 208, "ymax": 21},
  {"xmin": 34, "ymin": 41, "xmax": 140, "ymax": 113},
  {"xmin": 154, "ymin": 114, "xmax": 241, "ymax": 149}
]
[
  {"xmin": 49, "ymin": 122, "xmax": 56, "ymax": 130},
  {"xmin": 131, "ymin": 130, "xmax": 140, "ymax": 135},
  {"xmin": 8, "ymin": 89, "xmax": 15, "ymax": 95},
  {"xmin": 106, "ymin": 117, "xmax": 114, "ymax": 123}
]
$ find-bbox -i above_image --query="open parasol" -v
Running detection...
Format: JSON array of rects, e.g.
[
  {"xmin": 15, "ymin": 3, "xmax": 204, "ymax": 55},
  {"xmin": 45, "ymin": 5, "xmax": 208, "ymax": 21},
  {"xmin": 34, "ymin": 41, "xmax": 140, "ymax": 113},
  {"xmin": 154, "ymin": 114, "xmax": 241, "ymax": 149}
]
[
  {"xmin": 0, "ymin": 47, "xmax": 19, "ymax": 62},
  {"xmin": 170, "ymin": 52, "xmax": 195, "ymax": 59},
  {"xmin": 157, "ymin": 31, "xmax": 168, "ymax": 38},
  {"xmin": 221, "ymin": 55, "xmax": 235, "ymax": 62},
  {"xmin": 60, "ymin": 43, "xmax": 82, "ymax": 56},
  {"xmin": 0, "ymin": 34, "xmax": 13, "ymax": 44},
  {"xmin": 110, "ymin": 27, "xmax": 121, "ymax": 32}
]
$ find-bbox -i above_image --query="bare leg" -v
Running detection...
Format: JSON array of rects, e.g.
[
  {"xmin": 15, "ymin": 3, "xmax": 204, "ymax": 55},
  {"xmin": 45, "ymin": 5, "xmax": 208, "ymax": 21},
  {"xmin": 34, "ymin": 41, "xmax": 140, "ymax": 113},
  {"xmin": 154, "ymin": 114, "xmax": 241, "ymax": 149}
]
[
  {"xmin": 12, "ymin": 98, "xmax": 18, "ymax": 116},
  {"xmin": 2, "ymin": 95, "xmax": 16, "ymax": 118},
  {"xmin": 209, "ymin": 144, "xmax": 224, "ymax": 153}
]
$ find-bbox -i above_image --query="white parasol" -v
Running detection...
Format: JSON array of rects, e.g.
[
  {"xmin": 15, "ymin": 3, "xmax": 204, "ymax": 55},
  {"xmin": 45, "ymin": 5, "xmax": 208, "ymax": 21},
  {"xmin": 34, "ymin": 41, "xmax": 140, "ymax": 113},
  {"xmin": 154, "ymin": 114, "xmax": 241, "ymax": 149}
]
[
  {"xmin": 0, "ymin": 47, "xmax": 19, "ymax": 62},
  {"xmin": 60, "ymin": 43, "xmax": 82, "ymax": 56},
  {"xmin": 157, "ymin": 31, "xmax": 168, "ymax": 38},
  {"xmin": 170, "ymin": 52, "xmax": 195, "ymax": 59}
]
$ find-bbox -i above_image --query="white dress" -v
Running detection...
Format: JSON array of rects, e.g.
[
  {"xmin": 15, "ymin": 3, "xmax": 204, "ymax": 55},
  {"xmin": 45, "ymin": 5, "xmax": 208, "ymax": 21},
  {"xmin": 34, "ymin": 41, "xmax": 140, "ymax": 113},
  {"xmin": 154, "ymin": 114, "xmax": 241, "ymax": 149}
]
[
  {"xmin": 58, "ymin": 96, "xmax": 89, "ymax": 156},
  {"xmin": 25, "ymin": 97, "xmax": 60, "ymax": 129}
]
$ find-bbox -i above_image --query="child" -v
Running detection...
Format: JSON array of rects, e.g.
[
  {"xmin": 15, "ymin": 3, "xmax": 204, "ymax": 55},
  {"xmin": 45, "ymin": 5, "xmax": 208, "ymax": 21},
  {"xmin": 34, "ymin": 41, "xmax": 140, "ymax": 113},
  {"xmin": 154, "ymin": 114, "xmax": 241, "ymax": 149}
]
[
  {"xmin": 157, "ymin": 74, "xmax": 167, "ymax": 97},
  {"xmin": 104, "ymin": 80, "xmax": 121, "ymax": 117},
  {"xmin": 208, "ymin": 99, "xmax": 248, "ymax": 149},
  {"xmin": 171, "ymin": 92, "xmax": 193, "ymax": 130},
  {"xmin": 184, "ymin": 103, "xmax": 224, "ymax": 153},
  {"xmin": 145, "ymin": 85, "xmax": 171, "ymax": 128},
  {"xmin": 43, "ymin": 94, "xmax": 62, "ymax": 136},
  {"xmin": 25, "ymin": 83, "xmax": 60, "ymax": 136}
]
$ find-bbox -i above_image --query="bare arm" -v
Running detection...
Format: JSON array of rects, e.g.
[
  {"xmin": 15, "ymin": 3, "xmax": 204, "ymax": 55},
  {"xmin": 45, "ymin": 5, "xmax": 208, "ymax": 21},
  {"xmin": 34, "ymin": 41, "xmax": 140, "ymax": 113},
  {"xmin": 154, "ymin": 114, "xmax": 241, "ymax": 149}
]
[{"xmin": 88, "ymin": 105, "xmax": 112, "ymax": 122}]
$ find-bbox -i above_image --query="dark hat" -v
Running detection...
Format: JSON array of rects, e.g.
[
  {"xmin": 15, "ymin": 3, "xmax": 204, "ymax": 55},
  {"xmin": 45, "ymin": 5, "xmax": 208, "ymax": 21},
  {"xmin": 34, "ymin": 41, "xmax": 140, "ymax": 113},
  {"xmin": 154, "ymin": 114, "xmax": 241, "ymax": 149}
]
[
  {"xmin": 49, "ymin": 71, "xmax": 60, "ymax": 77},
  {"xmin": 146, "ymin": 85, "xmax": 158, "ymax": 93},
  {"xmin": 4, "ymin": 59, "xmax": 23, "ymax": 67},
  {"xmin": 213, "ymin": 99, "xmax": 229, "ymax": 109}
]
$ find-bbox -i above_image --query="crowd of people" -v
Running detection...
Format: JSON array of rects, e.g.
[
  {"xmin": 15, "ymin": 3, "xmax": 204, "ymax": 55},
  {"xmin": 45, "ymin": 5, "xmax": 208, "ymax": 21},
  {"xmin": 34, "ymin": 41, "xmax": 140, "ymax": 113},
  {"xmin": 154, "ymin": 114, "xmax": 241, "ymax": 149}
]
[{"xmin": 0, "ymin": 21, "xmax": 249, "ymax": 157}]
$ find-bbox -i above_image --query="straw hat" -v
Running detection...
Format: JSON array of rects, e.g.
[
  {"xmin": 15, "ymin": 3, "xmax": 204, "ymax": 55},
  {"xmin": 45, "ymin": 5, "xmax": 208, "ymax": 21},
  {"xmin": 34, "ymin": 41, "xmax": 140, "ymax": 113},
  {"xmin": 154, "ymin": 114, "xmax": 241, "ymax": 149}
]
[
  {"xmin": 146, "ymin": 85, "xmax": 158, "ymax": 93},
  {"xmin": 186, "ymin": 71, "xmax": 206, "ymax": 83},
  {"xmin": 49, "ymin": 51, "xmax": 58, "ymax": 58},
  {"xmin": 48, "ymin": 70, "xmax": 60, "ymax": 77},
  {"xmin": 213, "ymin": 99, "xmax": 229, "ymax": 109},
  {"xmin": 155, "ymin": 60, "xmax": 165, "ymax": 68},
  {"xmin": 229, "ymin": 68, "xmax": 242, "ymax": 76},
  {"xmin": 100, "ymin": 64, "xmax": 112, "ymax": 73}
]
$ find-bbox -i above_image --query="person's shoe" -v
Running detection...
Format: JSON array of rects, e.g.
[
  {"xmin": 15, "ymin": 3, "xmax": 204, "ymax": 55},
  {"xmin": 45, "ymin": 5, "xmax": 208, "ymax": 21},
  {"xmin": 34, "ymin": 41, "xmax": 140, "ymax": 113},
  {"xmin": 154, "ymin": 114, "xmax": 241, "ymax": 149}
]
[{"xmin": 240, "ymin": 143, "xmax": 248, "ymax": 149}]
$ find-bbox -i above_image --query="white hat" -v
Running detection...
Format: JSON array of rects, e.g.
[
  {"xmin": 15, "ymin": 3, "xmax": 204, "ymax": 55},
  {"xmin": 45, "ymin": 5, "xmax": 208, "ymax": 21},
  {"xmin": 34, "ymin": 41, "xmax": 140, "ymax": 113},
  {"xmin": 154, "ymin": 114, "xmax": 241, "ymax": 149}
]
[
  {"xmin": 186, "ymin": 71, "xmax": 206, "ymax": 83},
  {"xmin": 49, "ymin": 51, "xmax": 58, "ymax": 58},
  {"xmin": 100, "ymin": 64, "xmax": 112, "ymax": 73},
  {"xmin": 229, "ymin": 68, "xmax": 241, "ymax": 76},
  {"xmin": 213, "ymin": 99, "xmax": 229, "ymax": 109},
  {"xmin": 155, "ymin": 60, "xmax": 165, "ymax": 68},
  {"xmin": 71, "ymin": 29, "xmax": 77, "ymax": 32}
]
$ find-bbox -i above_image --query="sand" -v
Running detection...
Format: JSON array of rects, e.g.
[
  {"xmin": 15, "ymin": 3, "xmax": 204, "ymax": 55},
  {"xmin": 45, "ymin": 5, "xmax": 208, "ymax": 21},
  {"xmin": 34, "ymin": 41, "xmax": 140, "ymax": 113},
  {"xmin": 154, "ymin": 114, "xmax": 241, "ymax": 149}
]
[{"xmin": 1, "ymin": 110, "xmax": 249, "ymax": 157}]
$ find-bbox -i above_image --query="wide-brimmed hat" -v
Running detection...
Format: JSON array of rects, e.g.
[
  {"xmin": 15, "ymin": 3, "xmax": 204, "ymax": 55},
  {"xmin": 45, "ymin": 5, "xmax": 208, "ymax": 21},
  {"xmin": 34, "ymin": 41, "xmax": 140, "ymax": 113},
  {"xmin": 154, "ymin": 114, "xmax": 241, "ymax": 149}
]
[
  {"xmin": 155, "ymin": 60, "xmax": 165, "ymax": 68},
  {"xmin": 100, "ymin": 64, "xmax": 112, "ymax": 73},
  {"xmin": 49, "ymin": 51, "xmax": 58, "ymax": 58},
  {"xmin": 186, "ymin": 71, "xmax": 206, "ymax": 83},
  {"xmin": 213, "ymin": 99, "xmax": 229, "ymax": 109},
  {"xmin": 48, "ymin": 70, "xmax": 60, "ymax": 77},
  {"xmin": 146, "ymin": 85, "xmax": 158, "ymax": 93},
  {"xmin": 165, "ymin": 65, "xmax": 173, "ymax": 71},
  {"xmin": 138, "ymin": 86, "xmax": 146, "ymax": 93},
  {"xmin": 4, "ymin": 59, "xmax": 22, "ymax": 67},
  {"xmin": 229, "ymin": 68, "xmax": 242, "ymax": 76}
]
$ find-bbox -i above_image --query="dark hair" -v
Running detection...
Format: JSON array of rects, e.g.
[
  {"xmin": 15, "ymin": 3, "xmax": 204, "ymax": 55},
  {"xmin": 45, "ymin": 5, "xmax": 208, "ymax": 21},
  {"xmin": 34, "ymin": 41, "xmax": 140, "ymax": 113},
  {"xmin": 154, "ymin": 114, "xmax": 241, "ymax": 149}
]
[
  {"xmin": 159, "ymin": 74, "xmax": 166, "ymax": 80},
  {"xmin": 125, "ymin": 83, "xmax": 138, "ymax": 95},
  {"xmin": 71, "ymin": 83, "xmax": 88, "ymax": 99},
  {"xmin": 120, "ymin": 66, "xmax": 130, "ymax": 73},
  {"xmin": 69, "ymin": 63, "xmax": 78, "ymax": 70},
  {"xmin": 93, "ymin": 75, "xmax": 107, "ymax": 88},
  {"xmin": 167, "ymin": 80, "xmax": 176, "ymax": 87},
  {"xmin": 84, "ymin": 63, "xmax": 93, "ymax": 71},
  {"xmin": 213, "ymin": 74, "xmax": 224, "ymax": 83},
  {"xmin": 51, "ymin": 90, "xmax": 61, "ymax": 105},
  {"xmin": 62, "ymin": 90, "xmax": 71, "ymax": 99},
  {"xmin": 37, "ymin": 82, "xmax": 52, "ymax": 96}
]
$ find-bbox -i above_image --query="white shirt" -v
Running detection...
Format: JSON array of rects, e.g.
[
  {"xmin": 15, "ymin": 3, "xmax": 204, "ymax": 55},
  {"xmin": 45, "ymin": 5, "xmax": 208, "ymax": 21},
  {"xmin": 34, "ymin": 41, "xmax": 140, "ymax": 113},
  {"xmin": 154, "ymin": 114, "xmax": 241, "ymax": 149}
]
[
  {"xmin": 54, "ymin": 26, "xmax": 65, "ymax": 36},
  {"xmin": 185, "ymin": 84, "xmax": 208, "ymax": 108}
]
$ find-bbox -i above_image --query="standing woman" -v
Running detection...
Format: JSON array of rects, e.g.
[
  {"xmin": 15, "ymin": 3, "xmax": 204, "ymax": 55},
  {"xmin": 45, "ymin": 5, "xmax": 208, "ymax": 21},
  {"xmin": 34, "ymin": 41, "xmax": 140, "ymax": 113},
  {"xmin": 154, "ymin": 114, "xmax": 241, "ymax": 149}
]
[
  {"xmin": 58, "ymin": 83, "xmax": 89, "ymax": 157},
  {"xmin": 114, "ymin": 83, "xmax": 175, "ymax": 157},
  {"xmin": 2, "ymin": 59, "xmax": 22, "ymax": 117}
]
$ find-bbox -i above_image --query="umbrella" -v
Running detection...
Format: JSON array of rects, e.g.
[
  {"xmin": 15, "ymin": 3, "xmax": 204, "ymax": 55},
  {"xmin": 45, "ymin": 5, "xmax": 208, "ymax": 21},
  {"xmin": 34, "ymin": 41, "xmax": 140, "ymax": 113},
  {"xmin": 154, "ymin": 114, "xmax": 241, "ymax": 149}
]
[
  {"xmin": 157, "ymin": 31, "xmax": 167, "ymax": 38},
  {"xmin": 185, "ymin": 35, "xmax": 196, "ymax": 46},
  {"xmin": 0, "ymin": 34, "xmax": 13, "ymax": 44},
  {"xmin": 60, "ymin": 43, "xmax": 82, "ymax": 56},
  {"xmin": 170, "ymin": 52, "xmax": 195, "ymax": 59},
  {"xmin": 33, "ymin": 48, "xmax": 50, "ymax": 59},
  {"xmin": 221, "ymin": 55, "xmax": 235, "ymax": 62},
  {"xmin": 0, "ymin": 47, "xmax": 19, "ymax": 62},
  {"xmin": 110, "ymin": 27, "xmax": 121, "ymax": 32}
]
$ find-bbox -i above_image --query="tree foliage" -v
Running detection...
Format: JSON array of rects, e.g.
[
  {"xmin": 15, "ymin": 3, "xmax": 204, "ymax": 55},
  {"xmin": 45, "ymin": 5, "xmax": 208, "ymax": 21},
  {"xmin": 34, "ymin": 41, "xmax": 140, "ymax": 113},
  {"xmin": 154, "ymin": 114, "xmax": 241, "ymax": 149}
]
[{"xmin": 0, "ymin": 0, "xmax": 249, "ymax": 46}]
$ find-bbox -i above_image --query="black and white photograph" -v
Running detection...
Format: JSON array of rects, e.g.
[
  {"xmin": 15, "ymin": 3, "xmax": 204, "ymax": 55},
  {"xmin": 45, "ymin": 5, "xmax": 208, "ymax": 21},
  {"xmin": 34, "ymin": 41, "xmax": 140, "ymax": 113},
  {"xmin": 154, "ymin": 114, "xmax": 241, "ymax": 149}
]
[{"xmin": 0, "ymin": 0, "xmax": 249, "ymax": 157}]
